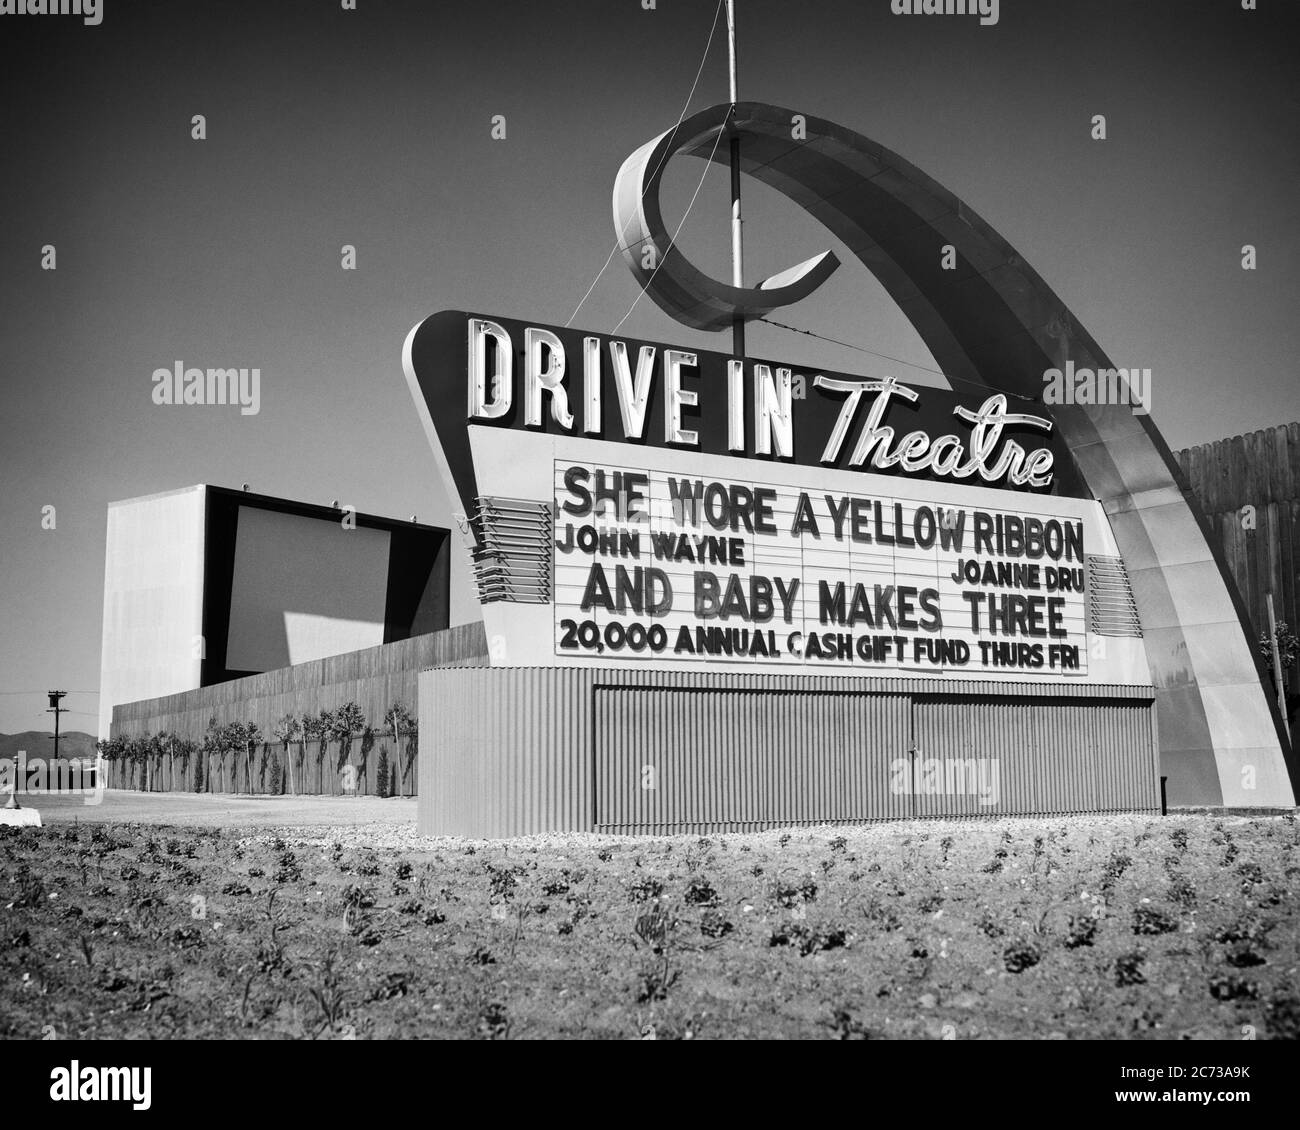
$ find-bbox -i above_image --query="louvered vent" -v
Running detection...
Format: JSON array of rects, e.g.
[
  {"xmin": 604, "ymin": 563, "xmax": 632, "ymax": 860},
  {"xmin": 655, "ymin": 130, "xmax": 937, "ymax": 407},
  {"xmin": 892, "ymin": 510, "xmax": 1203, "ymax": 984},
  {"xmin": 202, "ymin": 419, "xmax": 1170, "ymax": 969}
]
[
  {"xmin": 467, "ymin": 497, "xmax": 552, "ymax": 604},
  {"xmin": 1087, "ymin": 554, "xmax": 1142, "ymax": 636}
]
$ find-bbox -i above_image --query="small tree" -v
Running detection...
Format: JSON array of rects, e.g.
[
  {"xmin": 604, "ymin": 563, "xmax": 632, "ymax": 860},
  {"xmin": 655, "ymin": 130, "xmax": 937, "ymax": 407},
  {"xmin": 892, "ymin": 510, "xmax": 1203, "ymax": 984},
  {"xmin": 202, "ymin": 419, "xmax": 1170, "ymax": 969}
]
[
  {"xmin": 384, "ymin": 702, "xmax": 416, "ymax": 795},
  {"xmin": 331, "ymin": 702, "xmax": 366, "ymax": 794},
  {"xmin": 192, "ymin": 736, "xmax": 206, "ymax": 793},
  {"xmin": 1260, "ymin": 620, "xmax": 1299, "ymax": 674},
  {"xmin": 94, "ymin": 735, "xmax": 126, "ymax": 789},
  {"xmin": 203, "ymin": 718, "xmax": 240, "ymax": 793},
  {"xmin": 126, "ymin": 734, "xmax": 150, "ymax": 791},
  {"xmin": 219, "ymin": 722, "xmax": 246, "ymax": 793},
  {"xmin": 272, "ymin": 714, "xmax": 301, "ymax": 795},
  {"xmin": 299, "ymin": 712, "xmax": 319, "ymax": 793},
  {"xmin": 241, "ymin": 721, "xmax": 262, "ymax": 793},
  {"xmin": 309, "ymin": 707, "xmax": 335, "ymax": 795},
  {"xmin": 172, "ymin": 736, "xmax": 197, "ymax": 792},
  {"xmin": 147, "ymin": 730, "xmax": 171, "ymax": 793}
]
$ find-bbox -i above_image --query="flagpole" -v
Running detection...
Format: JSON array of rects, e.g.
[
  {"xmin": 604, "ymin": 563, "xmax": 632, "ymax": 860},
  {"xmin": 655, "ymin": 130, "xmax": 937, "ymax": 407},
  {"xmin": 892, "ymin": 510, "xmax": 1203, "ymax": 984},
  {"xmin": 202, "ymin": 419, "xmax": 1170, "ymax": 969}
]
[{"xmin": 726, "ymin": 0, "xmax": 745, "ymax": 358}]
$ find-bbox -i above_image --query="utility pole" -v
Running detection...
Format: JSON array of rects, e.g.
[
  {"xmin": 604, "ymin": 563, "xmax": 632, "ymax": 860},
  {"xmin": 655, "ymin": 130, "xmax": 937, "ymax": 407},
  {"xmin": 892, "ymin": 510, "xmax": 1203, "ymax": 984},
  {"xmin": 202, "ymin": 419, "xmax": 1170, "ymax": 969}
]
[
  {"xmin": 726, "ymin": 0, "xmax": 745, "ymax": 359},
  {"xmin": 47, "ymin": 690, "xmax": 68, "ymax": 762}
]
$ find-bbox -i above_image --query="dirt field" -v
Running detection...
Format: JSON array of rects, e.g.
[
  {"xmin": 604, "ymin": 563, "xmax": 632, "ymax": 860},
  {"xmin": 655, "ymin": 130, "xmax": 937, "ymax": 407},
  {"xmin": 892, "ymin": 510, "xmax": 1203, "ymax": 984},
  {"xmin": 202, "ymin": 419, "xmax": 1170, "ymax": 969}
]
[{"xmin": 2, "ymin": 802, "xmax": 1297, "ymax": 1039}]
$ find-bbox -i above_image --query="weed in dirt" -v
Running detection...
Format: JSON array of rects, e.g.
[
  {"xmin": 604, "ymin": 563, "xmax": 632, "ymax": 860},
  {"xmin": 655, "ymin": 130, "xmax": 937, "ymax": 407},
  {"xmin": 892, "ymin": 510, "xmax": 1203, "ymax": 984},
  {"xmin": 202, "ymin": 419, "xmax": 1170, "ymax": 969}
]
[
  {"xmin": 977, "ymin": 909, "xmax": 1006, "ymax": 939},
  {"xmin": 485, "ymin": 864, "xmax": 518, "ymax": 901},
  {"xmin": 770, "ymin": 878, "xmax": 818, "ymax": 908},
  {"xmin": 1166, "ymin": 876, "xmax": 1196, "ymax": 911},
  {"xmin": 540, "ymin": 873, "xmax": 570, "ymax": 897},
  {"xmin": 1132, "ymin": 906, "xmax": 1179, "ymax": 936},
  {"xmin": 826, "ymin": 1008, "xmax": 875, "ymax": 1040},
  {"xmin": 629, "ymin": 877, "xmax": 664, "ymax": 903},
  {"xmin": 1265, "ymin": 994, "xmax": 1300, "ymax": 1039},
  {"xmin": 368, "ymin": 972, "xmax": 409, "ymax": 1003},
  {"xmin": 9, "ymin": 868, "xmax": 45, "ymax": 909},
  {"xmin": 699, "ymin": 909, "xmax": 733, "ymax": 939},
  {"xmin": 1224, "ymin": 943, "xmax": 1266, "ymax": 969},
  {"xmin": 1115, "ymin": 951, "xmax": 1146, "ymax": 987},
  {"xmin": 477, "ymin": 1000, "xmax": 510, "ymax": 1039},
  {"xmin": 1214, "ymin": 917, "xmax": 1270, "ymax": 947},
  {"xmin": 634, "ymin": 904, "xmax": 672, "ymax": 952},
  {"xmin": 1208, "ymin": 974, "xmax": 1258, "ymax": 1001},
  {"xmin": 1064, "ymin": 915, "xmax": 1098, "ymax": 949},
  {"xmin": 1237, "ymin": 862, "xmax": 1264, "ymax": 889},
  {"xmin": 273, "ymin": 851, "xmax": 301, "ymax": 884},
  {"xmin": 981, "ymin": 848, "xmax": 1008, "ymax": 874},
  {"xmin": 1003, "ymin": 940, "xmax": 1040, "ymax": 974},
  {"xmin": 170, "ymin": 925, "xmax": 203, "ymax": 950},
  {"xmin": 770, "ymin": 923, "xmax": 851, "ymax": 956},
  {"xmin": 916, "ymin": 892, "xmax": 944, "ymax": 915},
  {"xmin": 683, "ymin": 877, "xmax": 718, "ymax": 906},
  {"xmin": 304, "ymin": 949, "xmax": 349, "ymax": 1036},
  {"xmin": 1101, "ymin": 852, "xmax": 1133, "ymax": 889}
]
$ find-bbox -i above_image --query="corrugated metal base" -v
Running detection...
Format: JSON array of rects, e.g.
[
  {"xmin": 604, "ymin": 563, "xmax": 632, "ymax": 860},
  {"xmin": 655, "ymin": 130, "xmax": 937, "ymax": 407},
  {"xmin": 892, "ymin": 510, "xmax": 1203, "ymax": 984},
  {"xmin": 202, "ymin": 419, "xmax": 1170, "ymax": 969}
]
[{"xmin": 418, "ymin": 667, "xmax": 1160, "ymax": 837}]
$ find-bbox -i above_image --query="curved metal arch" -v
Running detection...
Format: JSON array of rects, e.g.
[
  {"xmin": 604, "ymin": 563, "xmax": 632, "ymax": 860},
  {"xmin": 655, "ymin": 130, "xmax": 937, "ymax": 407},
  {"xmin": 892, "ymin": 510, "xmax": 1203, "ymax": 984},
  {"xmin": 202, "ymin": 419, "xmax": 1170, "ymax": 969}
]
[
  {"xmin": 613, "ymin": 106, "xmax": 840, "ymax": 330},
  {"xmin": 613, "ymin": 101, "xmax": 1295, "ymax": 808}
]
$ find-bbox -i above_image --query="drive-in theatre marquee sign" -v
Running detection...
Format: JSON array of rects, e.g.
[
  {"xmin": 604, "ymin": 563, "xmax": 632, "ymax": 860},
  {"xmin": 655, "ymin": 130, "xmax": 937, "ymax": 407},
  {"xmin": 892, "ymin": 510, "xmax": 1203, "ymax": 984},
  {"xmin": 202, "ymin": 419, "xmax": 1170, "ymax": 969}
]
[
  {"xmin": 404, "ymin": 101, "xmax": 1294, "ymax": 834},
  {"xmin": 404, "ymin": 311, "xmax": 1150, "ymax": 686}
]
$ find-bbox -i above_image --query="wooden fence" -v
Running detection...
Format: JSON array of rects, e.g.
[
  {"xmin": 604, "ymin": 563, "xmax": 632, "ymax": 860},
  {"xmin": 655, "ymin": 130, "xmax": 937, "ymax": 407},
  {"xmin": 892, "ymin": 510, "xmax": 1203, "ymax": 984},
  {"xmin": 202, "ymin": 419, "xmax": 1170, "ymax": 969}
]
[
  {"xmin": 108, "ymin": 622, "xmax": 487, "ymax": 795},
  {"xmin": 1174, "ymin": 422, "xmax": 1300, "ymax": 699}
]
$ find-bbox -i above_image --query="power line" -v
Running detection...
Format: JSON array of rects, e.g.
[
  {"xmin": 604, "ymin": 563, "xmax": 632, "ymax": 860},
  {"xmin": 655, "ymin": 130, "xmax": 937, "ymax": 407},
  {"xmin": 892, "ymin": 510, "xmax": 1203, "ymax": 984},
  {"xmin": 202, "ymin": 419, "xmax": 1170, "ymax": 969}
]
[
  {"xmin": 564, "ymin": 0, "xmax": 725, "ymax": 329},
  {"xmin": 0, "ymin": 690, "xmax": 99, "ymax": 696},
  {"xmin": 756, "ymin": 315, "xmax": 1044, "ymax": 404}
]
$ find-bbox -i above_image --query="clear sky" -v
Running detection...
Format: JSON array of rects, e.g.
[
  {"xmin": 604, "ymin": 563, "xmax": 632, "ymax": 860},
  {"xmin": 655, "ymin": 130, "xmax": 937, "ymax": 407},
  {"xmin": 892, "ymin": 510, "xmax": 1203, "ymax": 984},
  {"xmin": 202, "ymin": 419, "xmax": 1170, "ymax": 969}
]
[{"xmin": 1, "ymin": 0, "xmax": 1296, "ymax": 735}]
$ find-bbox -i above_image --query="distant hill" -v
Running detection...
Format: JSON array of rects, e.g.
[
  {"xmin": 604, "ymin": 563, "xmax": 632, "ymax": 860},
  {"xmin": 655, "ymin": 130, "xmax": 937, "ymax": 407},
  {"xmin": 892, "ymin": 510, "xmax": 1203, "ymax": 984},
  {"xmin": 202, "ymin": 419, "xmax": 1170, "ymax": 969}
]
[{"xmin": 0, "ymin": 731, "xmax": 99, "ymax": 760}]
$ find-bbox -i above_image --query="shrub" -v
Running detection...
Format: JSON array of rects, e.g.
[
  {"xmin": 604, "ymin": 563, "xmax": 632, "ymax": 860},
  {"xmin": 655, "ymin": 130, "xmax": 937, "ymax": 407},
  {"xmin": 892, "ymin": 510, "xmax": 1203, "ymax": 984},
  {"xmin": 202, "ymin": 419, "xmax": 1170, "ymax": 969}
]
[
  {"xmin": 699, "ymin": 910, "xmax": 733, "ymax": 938},
  {"xmin": 1003, "ymin": 940, "xmax": 1040, "ymax": 974},
  {"xmin": 1100, "ymin": 852, "xmax": 1132, "ymax": 888},
  {"xmin": 1167, "ymin": 876, "xmax": 1196, "ymax": 911},
  {"xmin": 981, "ymin": 847, "xmax": 1008, "ymax": 874},
  {"xmin": 1115, "ymin": 952, "xmax": 1146, "ymax": 987},
  {"xmin": 1224, "ymin": 944, "xmax": 1266, "ymax": 969},
  {"xmin": 1065, "ymin": 915, "xmax": 1098, "ymax": 949},
  {"xmin": 683, "ymin": 877, "xmax": 718, "ymax": 906},
  {"xmin": 629, "ymin": 877, "xmax": 664, "ymax": 903},
  {"xmin": 1209, "ymin": 975, "xmax": 1258, "ymax": 1001},
  {"xmin": 977, "ymin": 910, "xmax": 1006, "ymax": 939},
  {"xmin": 1132, "ymin": 905, "xmax": 1179, "ymax": 935},
  {"xmin": 770, "ymin": 923, "xmax": 850, "ymax": 956}
]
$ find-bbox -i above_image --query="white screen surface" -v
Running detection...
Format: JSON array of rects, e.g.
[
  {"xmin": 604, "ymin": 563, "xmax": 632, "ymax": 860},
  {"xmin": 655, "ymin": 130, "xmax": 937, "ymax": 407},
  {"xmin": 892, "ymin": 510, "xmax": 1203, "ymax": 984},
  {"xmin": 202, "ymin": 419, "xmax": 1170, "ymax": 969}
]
[{"xmin": 225, "ymin": 506, "xmax": 391, "ymax": 671}]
